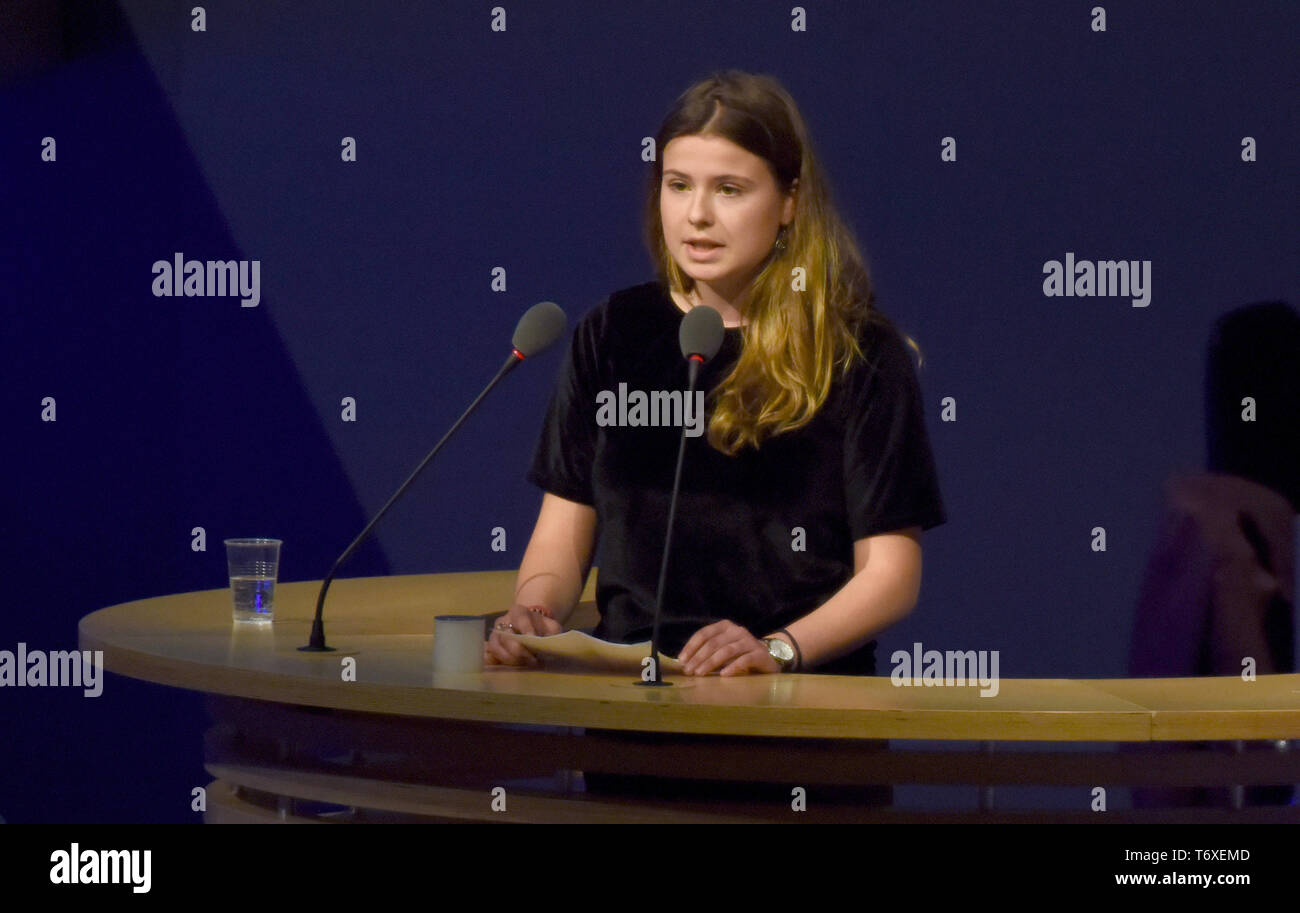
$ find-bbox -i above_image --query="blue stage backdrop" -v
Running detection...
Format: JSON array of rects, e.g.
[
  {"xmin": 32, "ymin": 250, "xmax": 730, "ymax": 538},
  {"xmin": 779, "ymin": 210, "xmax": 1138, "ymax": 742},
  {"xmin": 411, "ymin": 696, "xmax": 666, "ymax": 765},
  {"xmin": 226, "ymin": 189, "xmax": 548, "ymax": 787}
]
[{"xmin": 1, "ymin": 0, "xmax": 1296, "ymax": 821}]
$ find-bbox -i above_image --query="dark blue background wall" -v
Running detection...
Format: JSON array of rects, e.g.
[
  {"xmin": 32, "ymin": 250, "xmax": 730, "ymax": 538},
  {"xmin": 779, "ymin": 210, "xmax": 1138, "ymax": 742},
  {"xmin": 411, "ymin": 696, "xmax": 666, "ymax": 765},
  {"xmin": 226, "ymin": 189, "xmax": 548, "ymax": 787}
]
[{"xmin": 1, "ymin": 0, "xmax": 1296, "ymax": 822}]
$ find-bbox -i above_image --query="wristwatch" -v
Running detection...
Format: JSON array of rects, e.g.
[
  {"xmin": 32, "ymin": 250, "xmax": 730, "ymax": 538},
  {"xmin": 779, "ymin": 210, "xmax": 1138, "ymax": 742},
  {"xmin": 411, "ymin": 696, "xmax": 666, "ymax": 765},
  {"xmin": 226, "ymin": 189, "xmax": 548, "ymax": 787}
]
[{"xmin": 762, "ymin": 635, "xmax": 796, "ymax": 672}]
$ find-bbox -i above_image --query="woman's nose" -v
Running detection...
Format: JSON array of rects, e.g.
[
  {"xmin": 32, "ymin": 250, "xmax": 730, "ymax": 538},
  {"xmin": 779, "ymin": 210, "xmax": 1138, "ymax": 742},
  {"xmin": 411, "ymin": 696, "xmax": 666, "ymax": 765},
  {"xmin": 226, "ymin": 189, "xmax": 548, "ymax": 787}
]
[{"xmin": 687, "ymin": 191, "xmax": 713, "ymax": 223}]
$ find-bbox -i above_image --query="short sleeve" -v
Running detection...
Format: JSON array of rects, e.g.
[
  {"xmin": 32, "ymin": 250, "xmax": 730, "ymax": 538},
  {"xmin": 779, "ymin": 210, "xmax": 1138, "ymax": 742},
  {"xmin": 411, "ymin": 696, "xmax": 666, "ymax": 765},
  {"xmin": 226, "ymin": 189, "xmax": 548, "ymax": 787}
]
[
  {"xmin": 842, "ymin": 321, "xmax": 947, "ymax": 539},
  {"xmin": 525, "ymin": 304, "xmax": 605, "ymax": 505}
]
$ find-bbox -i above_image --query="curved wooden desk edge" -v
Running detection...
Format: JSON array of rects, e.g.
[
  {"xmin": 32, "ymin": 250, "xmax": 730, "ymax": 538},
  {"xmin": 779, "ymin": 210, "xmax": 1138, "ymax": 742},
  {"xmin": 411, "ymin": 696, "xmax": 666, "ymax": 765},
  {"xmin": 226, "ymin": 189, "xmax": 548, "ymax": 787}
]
[{"xmin": 78, "ymin": 572, "xmax": 1300, "ymax": 742}]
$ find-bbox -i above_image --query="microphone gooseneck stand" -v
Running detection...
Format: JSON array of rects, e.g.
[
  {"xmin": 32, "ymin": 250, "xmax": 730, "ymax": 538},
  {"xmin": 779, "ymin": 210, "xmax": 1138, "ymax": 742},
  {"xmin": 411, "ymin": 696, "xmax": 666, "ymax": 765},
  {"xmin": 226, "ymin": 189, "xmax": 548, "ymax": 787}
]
[
  {"xmin": 637, "ymin": 354, "xmax": 706, "ymax": 686},
  {"xmin": 300, "ymin": 350, "xmax": 524, "ymax": 652},
  {"xmin": 301, "ymin": 300, "xmax": 568, "ymax": 653},
  {"xmin": 637, "ymin": 302, "xmax": 725, "ymax": 685}
]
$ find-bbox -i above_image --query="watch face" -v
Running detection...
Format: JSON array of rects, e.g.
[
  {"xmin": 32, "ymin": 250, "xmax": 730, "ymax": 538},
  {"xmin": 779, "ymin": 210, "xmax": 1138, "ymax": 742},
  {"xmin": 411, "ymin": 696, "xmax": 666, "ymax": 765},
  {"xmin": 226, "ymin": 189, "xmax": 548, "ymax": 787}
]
[{"xmin": 767, "ymin": 638, "xmax": 794, "ymax": 663}]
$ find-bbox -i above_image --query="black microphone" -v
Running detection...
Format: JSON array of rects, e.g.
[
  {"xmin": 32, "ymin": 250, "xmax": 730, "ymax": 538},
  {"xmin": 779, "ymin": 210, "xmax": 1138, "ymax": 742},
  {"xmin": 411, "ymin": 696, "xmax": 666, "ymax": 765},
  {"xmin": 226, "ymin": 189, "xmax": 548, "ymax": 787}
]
[
  {"xmin": 639, "ymin": 304, "xmax": 726, "ymax": 684},
  {"xmin": 301, "ymin": 301, "xmax": 568, "ymax": 652}
]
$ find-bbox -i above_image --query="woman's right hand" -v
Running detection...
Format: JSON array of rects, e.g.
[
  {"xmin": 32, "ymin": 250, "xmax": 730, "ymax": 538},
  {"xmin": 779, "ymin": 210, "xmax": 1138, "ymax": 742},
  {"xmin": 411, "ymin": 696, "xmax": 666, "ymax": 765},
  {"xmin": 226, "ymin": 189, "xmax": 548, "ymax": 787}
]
[{"xmin": 484, "ymin": 604, "xmax": 564, "ymax": 666}]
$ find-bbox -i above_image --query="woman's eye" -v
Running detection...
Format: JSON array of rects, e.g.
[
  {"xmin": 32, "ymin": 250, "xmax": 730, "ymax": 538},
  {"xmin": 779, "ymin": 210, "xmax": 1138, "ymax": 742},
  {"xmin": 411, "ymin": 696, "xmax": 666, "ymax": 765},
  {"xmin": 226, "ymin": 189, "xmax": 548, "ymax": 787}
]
[{"xmin": 665, "ymin": 181, "xmax": 740, "ymax": 194}]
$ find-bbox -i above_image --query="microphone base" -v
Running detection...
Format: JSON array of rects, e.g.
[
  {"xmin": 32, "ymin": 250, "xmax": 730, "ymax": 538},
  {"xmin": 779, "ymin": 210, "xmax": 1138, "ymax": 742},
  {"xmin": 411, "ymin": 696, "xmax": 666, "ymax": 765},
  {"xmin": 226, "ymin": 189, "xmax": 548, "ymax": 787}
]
[{"xmin": 300, "ymin": 617, "xmax": 336, "ymax": 652}]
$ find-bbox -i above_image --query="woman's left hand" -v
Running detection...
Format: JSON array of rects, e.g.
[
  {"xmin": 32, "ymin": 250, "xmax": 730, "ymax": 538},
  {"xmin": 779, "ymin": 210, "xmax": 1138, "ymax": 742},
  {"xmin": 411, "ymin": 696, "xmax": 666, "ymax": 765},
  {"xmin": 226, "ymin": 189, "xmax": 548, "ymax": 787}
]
[{"xmin": 677, "ymin": 620, "xmax": 780, "ymax": 676}]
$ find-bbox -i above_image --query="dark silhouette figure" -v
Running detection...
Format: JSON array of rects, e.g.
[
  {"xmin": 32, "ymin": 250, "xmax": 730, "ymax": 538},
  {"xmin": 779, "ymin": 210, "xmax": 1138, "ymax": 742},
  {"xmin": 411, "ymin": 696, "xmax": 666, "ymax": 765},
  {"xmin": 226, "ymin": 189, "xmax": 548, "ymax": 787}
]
[{"xmin": 1130, "ymin": 301, "xmax": 1299, "ymax": 810}]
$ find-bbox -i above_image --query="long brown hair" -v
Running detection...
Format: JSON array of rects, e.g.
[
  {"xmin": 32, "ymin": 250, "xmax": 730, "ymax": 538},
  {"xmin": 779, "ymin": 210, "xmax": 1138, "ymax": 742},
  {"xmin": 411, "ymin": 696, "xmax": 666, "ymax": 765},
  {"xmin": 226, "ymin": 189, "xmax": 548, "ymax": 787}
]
[{"xmin": 643, "ymin": 70, "xmax": 915, "ymax": 455}]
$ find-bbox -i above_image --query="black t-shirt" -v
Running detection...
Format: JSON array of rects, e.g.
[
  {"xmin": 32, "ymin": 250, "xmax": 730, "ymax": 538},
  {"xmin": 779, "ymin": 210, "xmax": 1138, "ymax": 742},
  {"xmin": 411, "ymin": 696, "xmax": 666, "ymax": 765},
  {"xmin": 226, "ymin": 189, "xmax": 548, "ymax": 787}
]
[{"xmin": 526, "ymin": 280, "xmax": 946, "ymax": 674}]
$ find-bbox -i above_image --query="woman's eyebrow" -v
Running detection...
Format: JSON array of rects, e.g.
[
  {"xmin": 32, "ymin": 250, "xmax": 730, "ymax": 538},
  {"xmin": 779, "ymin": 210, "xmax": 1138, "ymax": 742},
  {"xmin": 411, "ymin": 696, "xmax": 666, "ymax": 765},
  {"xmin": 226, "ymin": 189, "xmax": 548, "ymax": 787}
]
[{"xmin": 663, "ymin": 169, "xmax": 755, "ymax": 184}]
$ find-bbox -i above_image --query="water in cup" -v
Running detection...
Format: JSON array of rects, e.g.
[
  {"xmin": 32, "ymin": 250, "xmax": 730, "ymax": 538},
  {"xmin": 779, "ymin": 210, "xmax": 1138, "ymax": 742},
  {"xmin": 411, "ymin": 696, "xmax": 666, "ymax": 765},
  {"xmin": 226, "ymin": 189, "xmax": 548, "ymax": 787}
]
[{"xmin": 231, "ymin": 574, "xmax": 276, "ymax": 622}]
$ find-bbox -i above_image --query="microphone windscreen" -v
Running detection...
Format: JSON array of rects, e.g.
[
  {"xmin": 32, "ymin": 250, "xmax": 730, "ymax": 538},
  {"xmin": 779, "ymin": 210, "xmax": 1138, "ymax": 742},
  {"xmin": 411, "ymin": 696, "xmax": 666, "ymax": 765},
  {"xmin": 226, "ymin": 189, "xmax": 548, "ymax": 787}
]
[
  {"xmin": 512, "ymin": 301, "xmax": 568, "ymax": 357},
  {"xmin": 679, "ymin": 304, "xmax": 725, "ymax": 362}
]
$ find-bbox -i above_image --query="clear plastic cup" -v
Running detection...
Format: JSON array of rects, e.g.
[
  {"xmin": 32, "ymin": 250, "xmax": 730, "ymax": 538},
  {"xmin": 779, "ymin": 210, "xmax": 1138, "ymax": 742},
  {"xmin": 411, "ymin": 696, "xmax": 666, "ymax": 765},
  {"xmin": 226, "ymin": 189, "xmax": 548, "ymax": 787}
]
[{"xmin": 224, "ymin": 538, "xmax": 281, "ymax": 623}]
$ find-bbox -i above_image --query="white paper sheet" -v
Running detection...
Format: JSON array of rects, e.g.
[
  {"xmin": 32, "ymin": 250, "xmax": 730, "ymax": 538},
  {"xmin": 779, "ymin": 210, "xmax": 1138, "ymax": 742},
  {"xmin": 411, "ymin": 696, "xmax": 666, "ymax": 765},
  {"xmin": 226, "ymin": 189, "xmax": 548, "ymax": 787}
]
[{"xmin": 503, "ymin": 630, "xmax": 683, "ymax": 673}]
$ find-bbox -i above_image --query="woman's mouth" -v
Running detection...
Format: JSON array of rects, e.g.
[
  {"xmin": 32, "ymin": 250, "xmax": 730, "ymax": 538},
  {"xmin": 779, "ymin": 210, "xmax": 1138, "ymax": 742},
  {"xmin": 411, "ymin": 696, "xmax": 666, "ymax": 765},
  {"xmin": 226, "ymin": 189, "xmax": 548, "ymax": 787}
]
[{"xmin": 685, "ymin": 240, "xmax": 723, "ymax": 259}]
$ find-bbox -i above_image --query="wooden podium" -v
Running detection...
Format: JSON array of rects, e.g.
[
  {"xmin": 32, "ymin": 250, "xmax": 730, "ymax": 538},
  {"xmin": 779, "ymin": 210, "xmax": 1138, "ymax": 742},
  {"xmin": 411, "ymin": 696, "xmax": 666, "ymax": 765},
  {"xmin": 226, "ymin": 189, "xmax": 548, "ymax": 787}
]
[{"xmin": 79, "ymin": 571, "xmax": 1300, "ymax": 822}]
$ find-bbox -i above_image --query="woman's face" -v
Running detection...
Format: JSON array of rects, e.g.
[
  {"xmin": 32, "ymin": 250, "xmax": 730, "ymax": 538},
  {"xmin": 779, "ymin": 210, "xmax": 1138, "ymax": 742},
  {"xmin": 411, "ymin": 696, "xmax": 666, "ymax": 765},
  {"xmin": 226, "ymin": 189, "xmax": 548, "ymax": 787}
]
[{"xmin": 660, "ymin": 134, "xmax": 796, "ymax": 302}]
